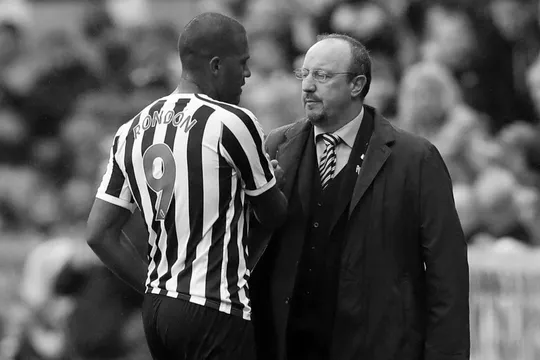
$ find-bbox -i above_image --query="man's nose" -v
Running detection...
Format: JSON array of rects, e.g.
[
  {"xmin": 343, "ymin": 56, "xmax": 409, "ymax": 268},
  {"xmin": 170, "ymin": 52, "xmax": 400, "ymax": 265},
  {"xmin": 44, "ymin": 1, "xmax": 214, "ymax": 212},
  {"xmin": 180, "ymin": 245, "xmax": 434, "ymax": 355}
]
[
  {"xmin": 302, "ymin": 76, "xmax": 316, "ymax": 92},
  {"xmin": 244, "ymin": 65, "xmax": 251, "ymax": 78}
]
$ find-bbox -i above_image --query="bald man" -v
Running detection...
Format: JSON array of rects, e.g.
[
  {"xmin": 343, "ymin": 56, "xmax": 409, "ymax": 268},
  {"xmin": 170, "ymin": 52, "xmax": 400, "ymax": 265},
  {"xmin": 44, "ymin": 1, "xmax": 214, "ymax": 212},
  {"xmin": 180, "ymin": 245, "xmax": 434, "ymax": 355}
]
[
  {"xmin": 85, "ymin": 12, "xmax": 287, "ymax": 360},
  {"xmin": 250, "ymin": 34, "xmax": 470, "ymax": 360}
]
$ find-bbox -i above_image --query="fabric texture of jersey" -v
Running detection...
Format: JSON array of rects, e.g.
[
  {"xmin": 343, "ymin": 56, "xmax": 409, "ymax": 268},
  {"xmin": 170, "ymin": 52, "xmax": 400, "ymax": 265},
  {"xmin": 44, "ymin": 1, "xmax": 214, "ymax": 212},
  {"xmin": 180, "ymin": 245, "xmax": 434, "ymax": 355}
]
[{"xmin": 96, "ymin": 93, "xmax": 276, "ymax": 320}]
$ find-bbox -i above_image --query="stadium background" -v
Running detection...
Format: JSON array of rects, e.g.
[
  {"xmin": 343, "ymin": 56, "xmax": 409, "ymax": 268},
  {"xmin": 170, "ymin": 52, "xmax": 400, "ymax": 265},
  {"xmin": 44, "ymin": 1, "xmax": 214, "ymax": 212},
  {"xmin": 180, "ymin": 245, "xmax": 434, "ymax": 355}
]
[{"xmin": 0, "ymin": 0, "xmax": 540, "ymax": 359}]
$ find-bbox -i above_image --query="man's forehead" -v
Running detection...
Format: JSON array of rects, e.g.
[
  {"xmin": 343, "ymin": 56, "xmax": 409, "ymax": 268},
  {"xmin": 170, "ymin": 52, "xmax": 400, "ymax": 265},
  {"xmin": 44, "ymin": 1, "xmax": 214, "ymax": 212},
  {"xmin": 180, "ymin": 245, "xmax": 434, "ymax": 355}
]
[{"xmin": 303, "ymin": 38, "xmax": 351, "ymax": 69}]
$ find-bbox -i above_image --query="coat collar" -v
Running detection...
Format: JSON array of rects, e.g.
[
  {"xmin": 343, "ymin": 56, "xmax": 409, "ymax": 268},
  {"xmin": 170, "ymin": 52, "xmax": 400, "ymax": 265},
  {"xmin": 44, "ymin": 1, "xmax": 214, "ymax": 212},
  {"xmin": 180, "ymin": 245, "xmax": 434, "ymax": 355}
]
[{"xmin": 275, "ymin": 105, "xmax": 396, "ymax": 215}]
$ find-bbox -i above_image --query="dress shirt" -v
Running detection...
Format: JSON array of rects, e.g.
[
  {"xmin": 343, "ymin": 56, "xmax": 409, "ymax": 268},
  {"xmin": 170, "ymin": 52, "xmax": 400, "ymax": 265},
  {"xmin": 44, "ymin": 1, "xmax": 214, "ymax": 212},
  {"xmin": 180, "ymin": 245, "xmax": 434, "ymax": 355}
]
[{"xmin": 314, "ymin": 106, "xmax": 364, "ymax": 175}]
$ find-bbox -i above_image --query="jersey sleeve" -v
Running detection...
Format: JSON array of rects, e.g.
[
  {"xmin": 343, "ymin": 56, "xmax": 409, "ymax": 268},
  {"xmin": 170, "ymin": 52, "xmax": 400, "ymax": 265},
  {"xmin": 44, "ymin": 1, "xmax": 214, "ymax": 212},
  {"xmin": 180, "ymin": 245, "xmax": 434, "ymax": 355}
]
[
  {"xmin": 95, "ymin": 125, "xmax": 137, "ymax": 212},
  {"xmin": 219, "ymin": 109, "xmax": 276, "ymax": 196}
]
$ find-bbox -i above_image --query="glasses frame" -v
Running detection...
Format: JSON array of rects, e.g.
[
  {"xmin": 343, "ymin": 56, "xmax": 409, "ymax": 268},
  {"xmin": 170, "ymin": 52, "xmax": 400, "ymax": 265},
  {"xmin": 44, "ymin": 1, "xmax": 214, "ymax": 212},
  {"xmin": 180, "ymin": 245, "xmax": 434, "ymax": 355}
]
[{"xmin": 293, "ymin": 68, "xmax": 358, "ymax": 83}]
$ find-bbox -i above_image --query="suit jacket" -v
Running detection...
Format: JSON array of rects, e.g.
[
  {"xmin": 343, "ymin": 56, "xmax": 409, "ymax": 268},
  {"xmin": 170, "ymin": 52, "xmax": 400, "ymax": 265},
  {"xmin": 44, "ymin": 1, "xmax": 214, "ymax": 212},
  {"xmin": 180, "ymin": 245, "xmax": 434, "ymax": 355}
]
[{"xmin": 250, "ymin": 106, "xmax": 470, "ymax": 360}]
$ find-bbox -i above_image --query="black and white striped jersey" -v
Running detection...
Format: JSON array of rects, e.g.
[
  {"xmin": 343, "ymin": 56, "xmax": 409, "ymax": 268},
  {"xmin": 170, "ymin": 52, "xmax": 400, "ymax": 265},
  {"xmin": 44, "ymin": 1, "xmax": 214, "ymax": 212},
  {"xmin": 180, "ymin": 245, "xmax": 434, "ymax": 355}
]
[{"xmin": 96, "ymin": 92, "xmax": 275, "ymax": 320}]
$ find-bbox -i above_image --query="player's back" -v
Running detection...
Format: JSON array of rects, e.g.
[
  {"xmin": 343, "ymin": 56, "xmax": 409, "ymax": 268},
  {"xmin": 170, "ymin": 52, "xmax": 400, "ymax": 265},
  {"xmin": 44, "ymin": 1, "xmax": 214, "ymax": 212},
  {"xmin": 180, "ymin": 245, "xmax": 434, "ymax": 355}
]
[{"xmin": 104, "ymin": 92, "xmax": 273, "ymax": 320}]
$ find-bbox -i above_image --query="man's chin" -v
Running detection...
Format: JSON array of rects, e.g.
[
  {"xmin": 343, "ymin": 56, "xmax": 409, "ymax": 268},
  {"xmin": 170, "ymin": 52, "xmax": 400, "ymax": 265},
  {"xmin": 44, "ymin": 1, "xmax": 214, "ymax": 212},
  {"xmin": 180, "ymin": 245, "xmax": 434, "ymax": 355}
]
[{"xmin": 306, "ymin": 112, "xmax": 325, "ymax": 125}]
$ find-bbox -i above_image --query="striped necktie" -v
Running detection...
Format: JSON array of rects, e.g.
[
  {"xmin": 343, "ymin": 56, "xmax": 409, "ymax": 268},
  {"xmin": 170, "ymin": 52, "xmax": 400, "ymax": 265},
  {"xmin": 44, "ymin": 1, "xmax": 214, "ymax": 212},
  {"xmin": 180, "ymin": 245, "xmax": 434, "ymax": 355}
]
[{"xmin": 318, "ymin": 133, "xmax": 341, "ymax": 190}]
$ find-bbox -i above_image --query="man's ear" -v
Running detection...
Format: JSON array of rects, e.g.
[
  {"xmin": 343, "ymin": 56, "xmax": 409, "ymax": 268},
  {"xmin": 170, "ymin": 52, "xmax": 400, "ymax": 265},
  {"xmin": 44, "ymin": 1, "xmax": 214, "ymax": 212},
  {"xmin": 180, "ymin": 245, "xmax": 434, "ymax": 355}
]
[
  {"xmin": 209, "ymin": 56, "xmax": 221, "ymax": 76},
  {"xmin": 351, "ymin": 74, "xmax": 367, "ymax": 98}
]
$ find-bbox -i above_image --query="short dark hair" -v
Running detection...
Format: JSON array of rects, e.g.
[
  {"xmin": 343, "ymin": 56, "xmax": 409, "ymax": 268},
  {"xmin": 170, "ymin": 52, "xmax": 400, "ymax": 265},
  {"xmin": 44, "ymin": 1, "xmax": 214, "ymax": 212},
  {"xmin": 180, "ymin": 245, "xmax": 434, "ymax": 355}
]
[
  {"xmin": 178, "ymin": 12, "xmax": 246, "ymax": 74},
  {"xmin": 316, "ymin": 33, "xmax": 372, "ymax": 99}
]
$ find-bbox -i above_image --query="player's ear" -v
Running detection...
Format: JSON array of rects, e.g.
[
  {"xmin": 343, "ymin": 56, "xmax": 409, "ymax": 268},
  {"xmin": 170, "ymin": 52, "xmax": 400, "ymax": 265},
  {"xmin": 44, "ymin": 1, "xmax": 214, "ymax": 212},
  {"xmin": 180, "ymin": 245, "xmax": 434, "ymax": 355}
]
[{"xmin": 209, "ymin": 56, "xmax": 221, "ymax": 76}]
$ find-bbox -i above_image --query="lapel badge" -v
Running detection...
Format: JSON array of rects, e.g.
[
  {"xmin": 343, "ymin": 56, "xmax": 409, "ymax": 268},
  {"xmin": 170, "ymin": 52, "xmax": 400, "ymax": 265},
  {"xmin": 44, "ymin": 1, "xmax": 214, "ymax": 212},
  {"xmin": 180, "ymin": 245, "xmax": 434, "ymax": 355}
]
[{"xmin": 356, "ymin": 165, "xmax": 361, "ymax": 175}]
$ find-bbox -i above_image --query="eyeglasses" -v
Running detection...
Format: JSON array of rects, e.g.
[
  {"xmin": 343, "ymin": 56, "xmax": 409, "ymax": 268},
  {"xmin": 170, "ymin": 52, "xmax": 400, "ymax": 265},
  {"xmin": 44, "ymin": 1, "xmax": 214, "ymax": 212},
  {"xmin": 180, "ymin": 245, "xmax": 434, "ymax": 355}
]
[{"xmin": 293, "ymin": 68, "xmax": 357, "ymax": 83}]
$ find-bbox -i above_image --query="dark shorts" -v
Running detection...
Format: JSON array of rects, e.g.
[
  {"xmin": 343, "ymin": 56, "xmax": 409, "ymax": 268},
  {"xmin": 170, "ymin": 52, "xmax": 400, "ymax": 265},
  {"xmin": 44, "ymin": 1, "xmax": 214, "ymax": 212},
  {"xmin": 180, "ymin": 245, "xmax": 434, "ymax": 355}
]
[{"xmin": 142, "ymin": 293, "xmax": 256, "ymax": 360}]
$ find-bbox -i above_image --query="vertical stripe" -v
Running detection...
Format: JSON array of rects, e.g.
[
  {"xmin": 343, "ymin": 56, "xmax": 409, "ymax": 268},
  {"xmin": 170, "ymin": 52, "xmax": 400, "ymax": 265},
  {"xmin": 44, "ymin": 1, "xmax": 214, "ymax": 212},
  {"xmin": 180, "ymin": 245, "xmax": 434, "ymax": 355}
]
[
  {"xmin": 195, "ymin": 94, "xmax": 273, "ymax": 181},
  {"xmin": 218, "ymin": 172, "xmax": 238, "ymax": 314},
  {"xmin": 238, "ymin": 207, "xmax": 251, "ymax": 319},
  {"xmin": 177, "ymin": 105, "xmax": 216, "ymax": 296},
  {"xmin": 158, "ymin": 98, "xmax": 190, "ymax": 291},
  {"xmin": 221, "ymin": 126, "xmax": 257, "ymax": 190},
  {"xmin": 165, "ymin": 102, "xmax": 192, "ymax": 295},
  {"xmin": 141, "ymin": 101, "xmax": 167, "ymax": 292},
  {"xmin": 192, "ymin": 117, "xmax": 220, "ymax": 306},
  {"xmin": 205, "ymin": 137, "xmax": 232, "ymax": 303},
  {"xmin": 124, "ymin": 114, "xmax": 143, "ymax": 212},
  {"xmin": 105, "ymin": 136, "xmax": 124, "ymax": 197},
  {"xmin": 226, "ymin": 177, "xmax": 243, "ymax": 315}
]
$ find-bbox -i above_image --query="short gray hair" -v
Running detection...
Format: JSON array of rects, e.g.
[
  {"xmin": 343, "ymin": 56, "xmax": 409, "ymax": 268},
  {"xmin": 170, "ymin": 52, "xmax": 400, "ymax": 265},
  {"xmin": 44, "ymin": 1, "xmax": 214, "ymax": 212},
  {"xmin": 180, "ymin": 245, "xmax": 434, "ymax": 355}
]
[{"xmin": 316, "ymin": 33, "xmax": 371, "ymax": 98}]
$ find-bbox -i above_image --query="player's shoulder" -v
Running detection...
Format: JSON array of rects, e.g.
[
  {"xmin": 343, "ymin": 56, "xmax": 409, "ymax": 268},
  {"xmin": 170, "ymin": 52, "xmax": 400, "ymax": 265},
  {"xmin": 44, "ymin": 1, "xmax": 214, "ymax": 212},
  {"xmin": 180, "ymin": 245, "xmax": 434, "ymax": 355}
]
[
  {"xmin": 194, "ymin": 94, "xmax": 257, "ymax": 122},
  {"xmin": 115, "ymin": 96, "xmax": 168, "ymax": 136}
]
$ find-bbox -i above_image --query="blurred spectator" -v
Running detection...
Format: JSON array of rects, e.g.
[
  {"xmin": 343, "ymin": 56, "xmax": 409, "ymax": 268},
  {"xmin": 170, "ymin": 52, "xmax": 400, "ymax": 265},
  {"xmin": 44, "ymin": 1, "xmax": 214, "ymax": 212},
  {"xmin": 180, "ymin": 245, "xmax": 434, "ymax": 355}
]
[
  {"xmin": 473, "ymin": 166, "xmax": 533, "ymax": 245},
  {"xmin": 99, "ymin": 34, "xmax": 134, "ymax": 93},
  {"xmin": 0, "ymin": 21, "xmax": 23, "ymax": 69},
  {"xmin": 489, "ymin": 0, "xmax": 540, "ymax": 124},
  {"xmin": 128, "ymin": 23, "xmax": 179, "ymax": 92},
  {"xmin": 23, "ymin": 31, "xmax": 101, "ymax": 139},
  {"xmin": 527, "ymin": 50, "xmax": 540, "ymax": 117},
  {"xmin": 327, "ymin": 1, "xmax": 399, "ymax": 57},
  {"xmin": 497, "ymin": 121, "xmax": 540, "ymax": 187},
  {"xmin": 81, "ymin": 3, "xmax": 116, "ymax": 47},
  {"xmin": 364, "ymin": 52, "xmax": 399, "ymax": 119},
  {"xmin": 106, "ymin": 0, "xmax": 151, "ymax": 28},
  {"xmin": 418, "ymin": 0, "xmax": 520, "ymax": 133},
  {"xmin": 522, "ymin": 131, "xmax": 540, "ymax": 189},
  {"xmin": 59, "ymin": 260, "xmax": 148, "ymax": 360},
  {"xmin": 243, "ymin": 0, "xmax": 299, "ymax": 67},
  {"xmin": 241, "ymin": 33, "xmax": 303, "ymax": 131},
  {"xmin": 0, "ymin": 167, "xmax": 56, "ymax": 234},
  {"xmin": 0, "ymin": 109, "xmax": 28, "ymax": 164},
  {"xmin": 59, "ymin": 113, "xmax": 109, "ymax": 181},
  {"xmin": 515, "ymin": 185, "xmax": 540, "ymax": 247},
  {"xmin": 0, "ymin": 19, "xmax": 33, "ymax": 166},
  {"xmin": 3, "ymin": 234, "xmax": 149, "ymax": 360},
  {"xmin": 397, "ymin": 61, "xmax": 497, "ymax": 184},
  {"xmin": 6, "ymin": 236, "xmax": 78, "ymax": 360}
]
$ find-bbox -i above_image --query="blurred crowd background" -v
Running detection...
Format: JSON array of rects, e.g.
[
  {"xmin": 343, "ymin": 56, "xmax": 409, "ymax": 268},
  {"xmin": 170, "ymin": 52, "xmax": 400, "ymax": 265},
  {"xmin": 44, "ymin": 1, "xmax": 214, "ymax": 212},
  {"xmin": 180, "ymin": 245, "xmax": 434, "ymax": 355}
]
[{"xmin": 0, "ymin": 0, "xmax": 540, "ymax": 359}]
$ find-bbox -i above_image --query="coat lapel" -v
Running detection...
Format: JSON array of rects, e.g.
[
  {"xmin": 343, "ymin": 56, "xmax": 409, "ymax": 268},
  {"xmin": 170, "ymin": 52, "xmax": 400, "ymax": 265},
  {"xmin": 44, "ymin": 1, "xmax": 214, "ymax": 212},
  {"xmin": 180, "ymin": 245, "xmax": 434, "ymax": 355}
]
[
  {"xmin": 276, "ymin": 119, "xmax": 313, "ymax": 204},
  {"xmin": 348, "ymin": 109, "xmax": 396, "ymax": 218}
]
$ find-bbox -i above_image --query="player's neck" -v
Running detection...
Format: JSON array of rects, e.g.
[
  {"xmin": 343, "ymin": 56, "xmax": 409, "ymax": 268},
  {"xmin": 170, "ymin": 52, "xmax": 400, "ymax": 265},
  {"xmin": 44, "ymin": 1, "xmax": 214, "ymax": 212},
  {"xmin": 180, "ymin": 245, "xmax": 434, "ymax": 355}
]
[{"xmin": 175, "ymin": 76, "xmax": 214, "ymax": 98}]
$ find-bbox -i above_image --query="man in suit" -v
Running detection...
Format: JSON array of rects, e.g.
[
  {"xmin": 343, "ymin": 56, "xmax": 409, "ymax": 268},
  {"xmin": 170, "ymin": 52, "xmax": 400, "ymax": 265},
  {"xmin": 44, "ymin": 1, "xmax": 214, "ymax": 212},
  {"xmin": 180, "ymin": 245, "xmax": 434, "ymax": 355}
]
[{"xmin": 250, "ymin": 33, "xmax": 470, "ymax": 360}]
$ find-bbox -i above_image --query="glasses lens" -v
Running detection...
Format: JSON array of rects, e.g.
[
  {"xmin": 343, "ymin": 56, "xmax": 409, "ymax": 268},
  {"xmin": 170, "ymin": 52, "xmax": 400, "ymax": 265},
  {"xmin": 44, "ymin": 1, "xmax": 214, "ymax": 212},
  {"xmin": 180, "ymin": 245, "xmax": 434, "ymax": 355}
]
[
  {"xmin": 312, "ymin": 70, "xmax": 326, "ymax": 82},
  {"xmin": 293, "ymin": 69, "xmax": 302, "ymax": 80}
]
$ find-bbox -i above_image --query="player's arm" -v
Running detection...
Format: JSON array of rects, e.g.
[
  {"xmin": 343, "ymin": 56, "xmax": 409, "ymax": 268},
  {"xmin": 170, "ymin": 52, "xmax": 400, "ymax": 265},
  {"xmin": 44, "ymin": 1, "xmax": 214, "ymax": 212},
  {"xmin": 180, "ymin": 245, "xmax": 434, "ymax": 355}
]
[
  {"xmin": 86, "ymin": 123, "xmax": 148, "ymax": 294},
  {"xmin": 221, "ymin": 112, "xmax": 288, "ymax": 229},
  {"xmin": 86, "ymin": 199, "xmax": 147, "ymax": 294},
  {"xmin": 247, "ymin": 160, "xmax": 288, "ymax": 228}
]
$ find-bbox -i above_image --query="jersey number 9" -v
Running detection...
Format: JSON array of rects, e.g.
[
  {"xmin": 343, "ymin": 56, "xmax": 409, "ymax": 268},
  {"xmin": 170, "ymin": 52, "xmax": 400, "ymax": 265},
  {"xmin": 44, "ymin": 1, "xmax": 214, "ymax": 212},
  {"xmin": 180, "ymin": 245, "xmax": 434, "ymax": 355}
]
[{"xmin": 143, "ymin": 143, "xmax": 176, "ymax": 221}]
